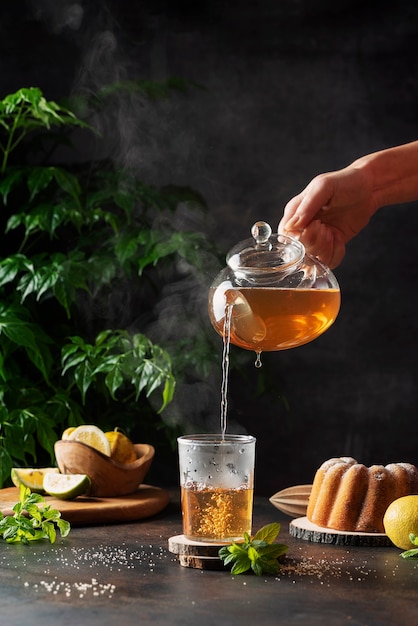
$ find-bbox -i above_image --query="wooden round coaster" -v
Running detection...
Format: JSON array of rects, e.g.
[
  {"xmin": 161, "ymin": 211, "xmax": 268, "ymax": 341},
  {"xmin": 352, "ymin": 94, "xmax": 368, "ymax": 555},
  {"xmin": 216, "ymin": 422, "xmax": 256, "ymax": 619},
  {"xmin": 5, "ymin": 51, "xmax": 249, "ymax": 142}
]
[
  {"xmin": 289, "ymin": 516, "xmax": 392, "ymax": 547},
  {"xmin": 168, "ymin": 534, "xmax": 229, "ymax": 569},
  {"xmin": 178, "ymin": 555, "xmax": 226, "ymax": 570},
  {"xmin": 168, "ymin": 534, "xmax": 226, "ymax": 557}
]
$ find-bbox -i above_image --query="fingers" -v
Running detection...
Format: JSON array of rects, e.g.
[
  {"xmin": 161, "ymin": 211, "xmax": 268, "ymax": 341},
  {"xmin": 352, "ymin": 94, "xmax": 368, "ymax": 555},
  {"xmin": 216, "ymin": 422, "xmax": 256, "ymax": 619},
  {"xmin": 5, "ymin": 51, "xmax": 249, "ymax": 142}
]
[
  {"xmin": 278, "ymin": 195, "xmax": 303, "ymax": 235},
  {"xmin": 278, "ymin": 173, "xmax": 347, "ymax": 267},
  {"xmin": 296, "ymin": 220, "xmax": 346, "ymax": 269},
  {"xmin": 279, "ymin": 174, "xmax": 336, "ymax": 233}
]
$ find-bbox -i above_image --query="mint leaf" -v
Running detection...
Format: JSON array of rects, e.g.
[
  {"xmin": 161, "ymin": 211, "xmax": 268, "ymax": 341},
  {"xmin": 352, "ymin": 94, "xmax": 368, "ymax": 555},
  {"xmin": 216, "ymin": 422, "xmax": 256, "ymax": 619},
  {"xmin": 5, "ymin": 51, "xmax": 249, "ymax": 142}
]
[
  {"xmin": 259, "ymin": 543, "xmax": 288, "ymax": 559},
  {"xmin": 400, "ymin": 548, "xmax": 418, "ymax": 559},
  {"xmin": 251, "ymin": 560, "xmax": 263, "ymax": 576},
  {"xmin": 230, "ymin": 553, "xmax": 251, "ymax": 575},
  {"xmin": 218, "ymin": 523, "xmax": 288, "ymax": 576},
  {"xmin": 253, "ymin": 522, "xmax": 281, "ymax": 544},
  {"xmin": 0, "ymin": 484, "xmax": 71, "ymax": 544}
]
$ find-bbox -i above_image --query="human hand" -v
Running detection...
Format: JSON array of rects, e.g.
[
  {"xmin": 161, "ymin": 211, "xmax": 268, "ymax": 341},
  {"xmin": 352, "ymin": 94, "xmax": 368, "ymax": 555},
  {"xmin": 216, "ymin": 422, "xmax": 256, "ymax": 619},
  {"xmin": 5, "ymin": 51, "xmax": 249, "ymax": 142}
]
[{"xmin": 278, "ymin": 165, "xmax": 377, "ymax": 268}]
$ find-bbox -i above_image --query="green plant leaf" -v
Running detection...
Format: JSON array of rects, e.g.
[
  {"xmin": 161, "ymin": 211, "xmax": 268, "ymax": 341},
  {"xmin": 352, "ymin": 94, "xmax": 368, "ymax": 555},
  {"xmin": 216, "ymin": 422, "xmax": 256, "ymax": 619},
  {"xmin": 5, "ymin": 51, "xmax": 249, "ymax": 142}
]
[
  {"xmin": 0, "ymin": 168, "xmax": 24, "ymax": 204},
  {"xmin": 51, "ymin": 167, "xmax": 82, "ymax": 203},
  {"xmin": 400, "ymin": 533, "xmax": 418, "ymax": 558},
  {"xmin": 36, "ymin": 418, "xmax": 58, "ymax": 460},
  {"xmin": 160, "ymin": 376, "xmax": 176, "ymax": 413},
  {"xmin": 56, "ymin": 518, "xmax": 71, "ymax": 538},
  {"xmin": 0, "ymin": 255, "xmax": 28, "ymax": 287},
  {"xmin": 253, "ymin": 522, "xmax": 281, "ymax": 544},
  {"xmin": 0, "ymin": 484, "xmax": 71, "ymax": 544},
  {"xmin": 219, "ymin": 523, "xmax": 288, "ymax": 576},
  {"xmin": 230, "ymin": 553, "xmax": 251, "ymax": 575},
  {"xmin": 256, "ymin": 557, "xmax": 281, "ymax": 575},
  {"xmin": 400, "ymin": 547, "xmax": 418, "ymax": 558},
  {"xmin": 115, "ymin": 233, "xmax": 139, "ymax": 265},
  {"xmin": 258, "ymin": 543, "xmax": 288, "ymax": 559},
  {"xmin": 27, "ymin": 166, "xmax": 55, "ymax": 201},
  {"xmin": 0, "ymin": 303, "xmax": 53, "ymax": 381},
  {"xmin": 104, "ymin": 363, "xmax": 125, "ymax": 400},
  {"xmin": 251, "ymin": 560, "xmax": 263, "ymax": 576},
  {"xmin": 0, "ymin": 446, "xmax": 13, "ymax": 485}
]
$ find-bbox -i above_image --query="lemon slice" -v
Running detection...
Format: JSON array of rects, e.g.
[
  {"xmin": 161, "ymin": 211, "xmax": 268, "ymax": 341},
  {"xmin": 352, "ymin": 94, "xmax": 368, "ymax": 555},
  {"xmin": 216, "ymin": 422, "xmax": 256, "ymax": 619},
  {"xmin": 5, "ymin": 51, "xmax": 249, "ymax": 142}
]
[
  {"xmin": 62, "ymin": 426, "xmax": 76, "ymax": 440},
  {"xmin": 11, "ymin": 467, "xmax": 60, "ymax": 493},
  {"xmin": 67, "ymin": 424, "xmax": 111, "ymax": 456},
  {"xmin": 43, "ymin": 473, "xmax": 91, "ymax": 500}
]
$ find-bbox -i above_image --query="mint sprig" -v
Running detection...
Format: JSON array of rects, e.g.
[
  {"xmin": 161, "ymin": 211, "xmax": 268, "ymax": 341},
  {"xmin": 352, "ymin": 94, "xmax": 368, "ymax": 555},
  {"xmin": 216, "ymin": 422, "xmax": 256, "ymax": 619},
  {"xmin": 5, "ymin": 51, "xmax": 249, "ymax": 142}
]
[
  {"xmin": 218, "ymin": 522, "xmax": 288, "ymax": 575},
  {"xmin": 400, "ymin": 533, "xmax": 418, "ymax": 559},
  {"xmin": 0, "ymin": 484, "xmax": 71, "ymax": 544}
]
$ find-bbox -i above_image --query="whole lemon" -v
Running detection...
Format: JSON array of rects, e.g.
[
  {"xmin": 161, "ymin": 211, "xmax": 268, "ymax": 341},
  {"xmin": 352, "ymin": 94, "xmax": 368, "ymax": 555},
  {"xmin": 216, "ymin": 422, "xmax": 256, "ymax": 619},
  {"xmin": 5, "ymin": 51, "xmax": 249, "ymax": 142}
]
[
  {"xmin": 105, "ymin": 430, "xmax": 137, "ymax": 464},
  {"xmin": 383, "ymin": 495, "xmax": 418, "ymax": 550}
]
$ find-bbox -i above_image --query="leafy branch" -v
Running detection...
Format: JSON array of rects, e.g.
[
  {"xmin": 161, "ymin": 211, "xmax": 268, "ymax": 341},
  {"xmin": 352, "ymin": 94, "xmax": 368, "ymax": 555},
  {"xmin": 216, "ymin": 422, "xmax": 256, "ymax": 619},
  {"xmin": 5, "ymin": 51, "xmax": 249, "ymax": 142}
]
[
  {"xmin": 0, "ymin": 484, "xmax": 71, "ymax": 544},
  {"xmin": 0, "ymin": 87, "xmax": 90, "ymax": 174},
  {"xmin": 61, "ymin": 330, "xmax": 175, "ymax": 412},
  {"xmin": 218, "ymin": 523, "xmax": 288, "ymax": 576}
]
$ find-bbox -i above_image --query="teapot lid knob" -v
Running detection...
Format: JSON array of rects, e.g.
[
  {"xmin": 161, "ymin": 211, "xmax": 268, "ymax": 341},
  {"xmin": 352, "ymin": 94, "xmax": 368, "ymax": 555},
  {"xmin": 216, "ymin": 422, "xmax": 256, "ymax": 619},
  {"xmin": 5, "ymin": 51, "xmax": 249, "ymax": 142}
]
[{"xmin": 251, "ymin": 221, "xmax": 272, "ymax": 245}]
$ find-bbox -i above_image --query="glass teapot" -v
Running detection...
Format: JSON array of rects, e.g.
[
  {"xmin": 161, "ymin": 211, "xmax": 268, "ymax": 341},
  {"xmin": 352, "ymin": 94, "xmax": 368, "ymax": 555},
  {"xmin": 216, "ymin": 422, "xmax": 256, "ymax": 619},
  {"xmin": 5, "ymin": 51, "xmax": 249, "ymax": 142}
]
[{"xmin": 208, "ymin": 221, "xmax": 340, "ymax": 354}]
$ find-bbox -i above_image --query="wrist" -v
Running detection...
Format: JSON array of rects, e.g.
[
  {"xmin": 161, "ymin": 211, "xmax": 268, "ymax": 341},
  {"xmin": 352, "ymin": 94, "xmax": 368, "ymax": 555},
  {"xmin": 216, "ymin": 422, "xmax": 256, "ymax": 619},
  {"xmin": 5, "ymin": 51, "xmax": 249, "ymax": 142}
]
[{"xmin": 351, "ymin": 142, "xmax": 418, "ymax": 209}]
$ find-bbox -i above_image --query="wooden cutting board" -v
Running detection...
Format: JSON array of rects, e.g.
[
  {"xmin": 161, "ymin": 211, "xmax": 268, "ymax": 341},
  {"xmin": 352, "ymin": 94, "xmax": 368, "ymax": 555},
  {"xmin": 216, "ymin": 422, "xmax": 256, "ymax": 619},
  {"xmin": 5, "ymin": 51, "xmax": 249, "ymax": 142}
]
[
  {"xmin": 289, "ymin": 516, "xmax": 392, "ymax": 547},
  {"xmin": 0, "ymin": 485, "xmax": 169, "ymax": 526}
]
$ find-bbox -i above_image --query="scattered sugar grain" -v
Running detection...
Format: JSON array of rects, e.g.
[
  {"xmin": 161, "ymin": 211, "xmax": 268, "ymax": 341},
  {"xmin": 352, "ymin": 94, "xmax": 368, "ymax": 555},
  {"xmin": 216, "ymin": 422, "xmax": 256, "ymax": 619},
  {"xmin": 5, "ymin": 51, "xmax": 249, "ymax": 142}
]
[
  {"xmin": 274, "ymin": 552, "xmax": 381, "ymax": 586},
  {"xmin": 10, "ymin": 541, "xmax": 168, "ymax": 600}
]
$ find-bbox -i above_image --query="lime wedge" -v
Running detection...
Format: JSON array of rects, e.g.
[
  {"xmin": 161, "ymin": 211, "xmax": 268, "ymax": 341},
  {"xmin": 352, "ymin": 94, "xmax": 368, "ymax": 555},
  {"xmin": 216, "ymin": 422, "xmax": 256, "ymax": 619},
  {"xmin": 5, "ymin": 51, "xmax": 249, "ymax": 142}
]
[
  {"xmin": 11, "ymin": 467, "xmax": 60, "ymax": 493},
  {"xmin": 43, "ymin": 473, "xmax": 91, "ymax": 500}
]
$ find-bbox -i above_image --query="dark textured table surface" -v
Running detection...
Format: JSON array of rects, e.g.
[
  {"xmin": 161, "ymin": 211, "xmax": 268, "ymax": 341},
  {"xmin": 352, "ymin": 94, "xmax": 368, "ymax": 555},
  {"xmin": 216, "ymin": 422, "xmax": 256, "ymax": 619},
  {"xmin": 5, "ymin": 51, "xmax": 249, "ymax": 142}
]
[{"xmin": 0, "ymin": 490, "xmax": 416, "ymax": 626}]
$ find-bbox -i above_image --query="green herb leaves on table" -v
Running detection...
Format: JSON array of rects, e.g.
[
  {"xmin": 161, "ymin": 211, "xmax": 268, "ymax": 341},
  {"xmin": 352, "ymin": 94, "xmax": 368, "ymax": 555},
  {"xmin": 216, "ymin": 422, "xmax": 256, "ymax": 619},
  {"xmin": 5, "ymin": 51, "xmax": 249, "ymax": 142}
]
[
  {"xmin": 401, "ymin": 533, "xmax": 418, "ymax": 559},
  {"xmin": 218, "ymin": 522, "xmax": 288, "ymax": 575},
  {"xmin": 0, "ymin": 484, "xmax": 71, "ymax": 544}
]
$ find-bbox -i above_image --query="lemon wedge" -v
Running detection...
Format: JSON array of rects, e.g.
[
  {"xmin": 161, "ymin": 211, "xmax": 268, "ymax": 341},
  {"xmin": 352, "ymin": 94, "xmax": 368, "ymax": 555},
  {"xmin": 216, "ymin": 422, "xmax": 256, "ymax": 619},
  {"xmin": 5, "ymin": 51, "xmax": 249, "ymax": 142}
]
[
  {"xmin": 67, "ymin": 424, "xmax": 111, "ymax": 456},
  {"xmin": 43, "ymin": 473, "xmax": 91, "ymax": 500},
  {"xmin": 11, "ymin": 467, "xmax": 60, "ymax": 493},
  {"xmin": 62, "ymin": 426, "xmax": 76, "ymax": 440}
]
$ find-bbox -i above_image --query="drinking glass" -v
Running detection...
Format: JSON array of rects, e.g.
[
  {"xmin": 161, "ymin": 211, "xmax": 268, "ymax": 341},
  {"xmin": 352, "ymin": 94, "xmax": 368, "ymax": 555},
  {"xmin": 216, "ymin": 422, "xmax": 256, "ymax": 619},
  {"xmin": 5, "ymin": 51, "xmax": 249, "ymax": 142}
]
[{"xmin": 178, "ymin": 434, "xmax": 256, "ymax": 543}]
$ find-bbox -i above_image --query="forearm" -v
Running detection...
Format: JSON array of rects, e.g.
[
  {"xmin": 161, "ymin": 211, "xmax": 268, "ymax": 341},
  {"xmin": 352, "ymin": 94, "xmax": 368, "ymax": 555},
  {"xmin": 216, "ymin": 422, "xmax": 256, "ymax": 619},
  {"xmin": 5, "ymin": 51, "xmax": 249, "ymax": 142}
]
[{"xmin": 352, "ymin": 140, "xmax": 418, "ymax": 210}]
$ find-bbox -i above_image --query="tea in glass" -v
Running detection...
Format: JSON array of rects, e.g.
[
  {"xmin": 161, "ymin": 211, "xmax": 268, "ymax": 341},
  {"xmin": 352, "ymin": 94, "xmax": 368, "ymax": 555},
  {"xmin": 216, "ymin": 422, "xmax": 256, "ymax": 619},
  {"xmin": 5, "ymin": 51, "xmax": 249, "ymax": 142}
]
[{"xmin": 178, "ymin": 434, "xmax": 256, "ymax": 543}]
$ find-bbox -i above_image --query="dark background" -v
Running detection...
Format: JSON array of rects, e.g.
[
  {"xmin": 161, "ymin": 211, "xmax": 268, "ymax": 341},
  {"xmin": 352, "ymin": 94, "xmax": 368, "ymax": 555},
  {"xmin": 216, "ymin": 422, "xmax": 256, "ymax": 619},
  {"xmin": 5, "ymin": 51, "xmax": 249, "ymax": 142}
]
[{"xmin": 2, "ymin": 0, "xmax": 418, "ymax": 495}]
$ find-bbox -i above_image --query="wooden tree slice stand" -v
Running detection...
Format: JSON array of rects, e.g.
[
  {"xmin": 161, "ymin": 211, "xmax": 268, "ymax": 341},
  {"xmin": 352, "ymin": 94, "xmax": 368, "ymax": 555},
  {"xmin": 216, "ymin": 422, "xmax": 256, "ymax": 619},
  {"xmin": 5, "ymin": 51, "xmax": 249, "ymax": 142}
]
[
  {"xmin": 168, "ymin": 534, "xmax": 228, "ymax": 570},
  {"xmin": 289, "ymin": 516, "xmax": 392, "ymax": 547}
]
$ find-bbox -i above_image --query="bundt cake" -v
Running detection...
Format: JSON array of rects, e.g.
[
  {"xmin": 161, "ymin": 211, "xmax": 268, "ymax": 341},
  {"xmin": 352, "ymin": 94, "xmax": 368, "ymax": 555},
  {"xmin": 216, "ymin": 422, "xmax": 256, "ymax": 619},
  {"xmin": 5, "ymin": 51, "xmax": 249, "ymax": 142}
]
[{"xmin": 307, "ymin": 457, "xmax": 418, "ymax": 533}]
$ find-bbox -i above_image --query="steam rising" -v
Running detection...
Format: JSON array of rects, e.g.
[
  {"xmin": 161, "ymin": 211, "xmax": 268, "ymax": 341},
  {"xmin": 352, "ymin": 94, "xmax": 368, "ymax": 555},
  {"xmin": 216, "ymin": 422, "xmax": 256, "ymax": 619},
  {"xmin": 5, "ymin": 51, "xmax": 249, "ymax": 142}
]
[
  {"xmin": 29, "ymin": 0, "xmax": 84, "ymax": 33},
  {"xmin": 29, "ymin": 0, "xmax": 245, "ymax": 437}
]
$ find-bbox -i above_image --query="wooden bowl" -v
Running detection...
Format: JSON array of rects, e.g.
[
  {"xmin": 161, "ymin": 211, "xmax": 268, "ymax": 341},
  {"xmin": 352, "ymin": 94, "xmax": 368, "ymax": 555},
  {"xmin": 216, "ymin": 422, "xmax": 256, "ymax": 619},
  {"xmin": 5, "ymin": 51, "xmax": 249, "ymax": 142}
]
[{"xmin": 54, "ymin": 440, "xmax": 155, "ymax": 497}]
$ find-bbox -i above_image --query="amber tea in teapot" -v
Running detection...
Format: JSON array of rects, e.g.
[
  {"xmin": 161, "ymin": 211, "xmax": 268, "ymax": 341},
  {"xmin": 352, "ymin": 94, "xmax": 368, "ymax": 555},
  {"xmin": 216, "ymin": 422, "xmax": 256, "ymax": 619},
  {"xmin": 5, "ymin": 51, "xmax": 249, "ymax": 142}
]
[{"xmin": 208, "ymin": 221, "xmax": 340, "ymax": 353}]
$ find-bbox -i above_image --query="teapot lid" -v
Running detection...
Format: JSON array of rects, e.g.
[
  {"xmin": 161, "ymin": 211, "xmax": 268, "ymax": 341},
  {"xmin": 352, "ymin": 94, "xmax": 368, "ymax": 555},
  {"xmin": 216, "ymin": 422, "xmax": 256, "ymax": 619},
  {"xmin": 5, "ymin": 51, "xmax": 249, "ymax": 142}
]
[{"xmin": 226, "ymin": 221, "xmax": 305, "ymax": 273}]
